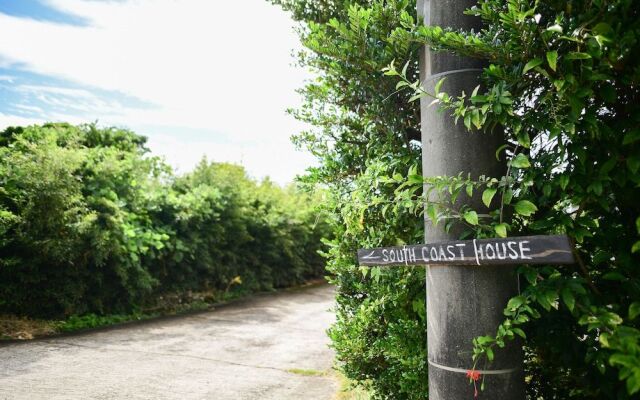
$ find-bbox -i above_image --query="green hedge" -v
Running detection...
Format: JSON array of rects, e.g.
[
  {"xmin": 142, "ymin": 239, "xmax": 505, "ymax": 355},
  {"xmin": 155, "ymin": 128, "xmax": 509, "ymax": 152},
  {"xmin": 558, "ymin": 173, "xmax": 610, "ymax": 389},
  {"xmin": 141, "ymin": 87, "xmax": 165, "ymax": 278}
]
[{"xmin": 0, "ymin": 123, "xmax": 329, "ymax": 318}]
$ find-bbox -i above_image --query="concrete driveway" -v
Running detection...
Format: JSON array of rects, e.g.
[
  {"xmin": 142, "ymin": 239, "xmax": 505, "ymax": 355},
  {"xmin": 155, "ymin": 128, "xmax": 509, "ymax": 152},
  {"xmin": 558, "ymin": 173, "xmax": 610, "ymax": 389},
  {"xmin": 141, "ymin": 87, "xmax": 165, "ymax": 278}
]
[{"xmin": 0, "ymin": 284, "xmax": 338, "ymax": 400}]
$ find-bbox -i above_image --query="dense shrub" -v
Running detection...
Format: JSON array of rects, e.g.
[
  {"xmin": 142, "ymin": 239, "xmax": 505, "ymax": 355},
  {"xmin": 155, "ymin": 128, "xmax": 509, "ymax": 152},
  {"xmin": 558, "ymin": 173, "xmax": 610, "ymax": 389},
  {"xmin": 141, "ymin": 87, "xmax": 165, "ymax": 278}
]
[
  {"xmin": 0, "ymin": 123, "xmax": 330, "ymax": 318},
  {"xmin": 274, "ymin": 0, "xmax": 639, "ymax": 398},
  {"xmin": 271, "ymin": 1, "xmax": 427, "ymax": 398}
]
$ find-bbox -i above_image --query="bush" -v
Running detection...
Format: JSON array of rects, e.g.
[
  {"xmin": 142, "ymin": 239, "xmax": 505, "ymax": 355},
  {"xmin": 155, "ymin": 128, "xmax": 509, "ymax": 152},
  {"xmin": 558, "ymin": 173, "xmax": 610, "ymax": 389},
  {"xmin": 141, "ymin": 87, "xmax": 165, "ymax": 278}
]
[
  {"xmin": 271, "ymin": 1, "xmax": 428, "ymax": 398},
  {"xmin": 274, "ymin": 0, "xmax": 640, "ymax": 398},
  {"xmin": 0, "ymin": 123, "xmax": 330, "ymax": 319}
]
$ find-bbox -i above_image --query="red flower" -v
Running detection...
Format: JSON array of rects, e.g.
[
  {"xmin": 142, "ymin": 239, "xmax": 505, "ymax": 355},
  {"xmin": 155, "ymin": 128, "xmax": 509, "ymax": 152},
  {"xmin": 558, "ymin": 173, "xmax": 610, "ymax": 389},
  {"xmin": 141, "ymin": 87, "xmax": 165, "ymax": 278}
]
[
  {"xmin": 466, "ymin": 370, "xmax": 482, "ymax": 399},
  {"xmin": 466, "ymin": 369, "xmax": 481, "ymax": 381}
]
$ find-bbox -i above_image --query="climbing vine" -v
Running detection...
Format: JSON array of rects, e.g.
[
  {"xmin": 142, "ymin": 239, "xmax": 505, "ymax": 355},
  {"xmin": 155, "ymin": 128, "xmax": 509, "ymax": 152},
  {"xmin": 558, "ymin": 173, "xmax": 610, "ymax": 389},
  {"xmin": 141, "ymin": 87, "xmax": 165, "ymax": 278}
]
[
  {"xmin": 273, "ymin": 0, "xmax": 639, "ymax": 398},
  {"xmin": 385, "ymin": 0, "xmax": 640, "ymax": 397}
]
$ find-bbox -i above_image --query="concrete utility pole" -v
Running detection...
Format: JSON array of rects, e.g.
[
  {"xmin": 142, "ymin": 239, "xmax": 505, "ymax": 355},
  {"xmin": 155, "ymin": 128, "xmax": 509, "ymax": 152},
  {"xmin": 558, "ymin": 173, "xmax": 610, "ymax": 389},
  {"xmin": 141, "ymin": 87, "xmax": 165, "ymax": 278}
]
[{"xmin": 417, "ymin": 0, "xmax": 525, "ymax": 398}]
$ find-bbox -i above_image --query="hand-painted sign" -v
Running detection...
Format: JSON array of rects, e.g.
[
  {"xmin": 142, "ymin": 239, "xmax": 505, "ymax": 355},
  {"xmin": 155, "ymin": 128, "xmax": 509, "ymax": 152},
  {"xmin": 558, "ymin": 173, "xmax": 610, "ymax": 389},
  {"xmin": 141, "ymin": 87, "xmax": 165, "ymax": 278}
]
[{"xmin": 357, "ymin": 235, "xmax": 574, "ymax": 267}]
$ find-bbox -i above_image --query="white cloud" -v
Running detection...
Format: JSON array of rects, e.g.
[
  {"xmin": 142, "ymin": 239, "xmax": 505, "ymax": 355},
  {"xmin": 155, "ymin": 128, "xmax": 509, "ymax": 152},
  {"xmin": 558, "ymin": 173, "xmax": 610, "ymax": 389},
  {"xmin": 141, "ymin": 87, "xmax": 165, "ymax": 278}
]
[
  {"xmin": 0, "ymin": 112, "xmax": 46, "ymax": 127},
  {"xmin": 14, "ymin": 104, "xmax": 44, "ymax": 113},
  {"xmin": 0, "ymin": 0, "xmax": 315, "ymax": 184},
  {"xmin": 147, "ymin": 133, "xmax": 315, "ymax": 182},
  {"xmin": 17, "ymin": 84, "xmax": 97, "ymax": 99}
]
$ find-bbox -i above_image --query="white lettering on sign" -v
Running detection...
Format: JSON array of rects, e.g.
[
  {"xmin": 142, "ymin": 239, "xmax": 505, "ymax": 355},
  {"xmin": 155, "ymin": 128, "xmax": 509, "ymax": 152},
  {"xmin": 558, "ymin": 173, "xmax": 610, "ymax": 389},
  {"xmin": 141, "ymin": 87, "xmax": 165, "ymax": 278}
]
[
  {"xmin": 358, "ymin": 235, "xmax": 574, "ymax": 266},
  {"xmin": 364, "ymin": 238, "xmax": 552, "ymax": 265},
  {"xmin": 382, "ymin": 247, "xmax": 420, "ymax": 265},
  {"xmin": 519, "ymin": 240, "xmax": 532, "ymax": 259},
  {"xmin": 455, "ymin": 243, "xmax": 466, "ymax": 259},
  {"xmin": 467, "ymin": 239, "xmax": 535, "ymax": 265},
  {"xmin": 507, "ymin": 241, "xmax": 518, "ymax": 259}
]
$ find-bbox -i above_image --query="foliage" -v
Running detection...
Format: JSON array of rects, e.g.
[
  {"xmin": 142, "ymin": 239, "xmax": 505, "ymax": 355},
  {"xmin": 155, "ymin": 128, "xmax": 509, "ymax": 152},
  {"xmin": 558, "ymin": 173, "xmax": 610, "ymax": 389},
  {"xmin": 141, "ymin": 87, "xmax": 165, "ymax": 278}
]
[
  {"xmin": 57, "ymin": 313, "xmax": 141, "ymax": 332},
  {"xmin": 275, "ymin": 0, "xmax": 640, "ymax": 398},
  {"xmin": 271, "ymin": 0, "xmax": 427, "ymax": 398},
  {"xmin": 385, "ymin": 0, "xmax": 640, "ymax": 397},
  {"xmin": 0, "ymin": 123, "xmax": 330, "ymax": 319},
  {"xmin": 334, "ymin": 369, "xmax": 375, "ymax": 400}
]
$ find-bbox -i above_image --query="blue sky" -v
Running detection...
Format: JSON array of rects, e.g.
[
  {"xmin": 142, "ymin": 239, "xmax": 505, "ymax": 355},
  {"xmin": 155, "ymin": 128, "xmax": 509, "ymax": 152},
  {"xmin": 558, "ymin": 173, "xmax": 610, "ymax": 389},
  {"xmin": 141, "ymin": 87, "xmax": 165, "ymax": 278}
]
[
  {"xmin": 0, "ymin": 0, "xmax": 314, "ymax": 184},
  {"xmin": 0, "ymin": 0, "xmax": 87, "ymax": 25}
]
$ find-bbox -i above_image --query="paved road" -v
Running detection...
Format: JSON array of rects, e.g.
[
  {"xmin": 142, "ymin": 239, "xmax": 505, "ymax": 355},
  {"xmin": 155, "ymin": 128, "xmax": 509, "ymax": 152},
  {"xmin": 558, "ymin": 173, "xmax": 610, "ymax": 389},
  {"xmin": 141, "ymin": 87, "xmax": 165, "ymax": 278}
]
[{"xmin": 0, "ymin": 284, "xmax": 338, "ymax": 400}]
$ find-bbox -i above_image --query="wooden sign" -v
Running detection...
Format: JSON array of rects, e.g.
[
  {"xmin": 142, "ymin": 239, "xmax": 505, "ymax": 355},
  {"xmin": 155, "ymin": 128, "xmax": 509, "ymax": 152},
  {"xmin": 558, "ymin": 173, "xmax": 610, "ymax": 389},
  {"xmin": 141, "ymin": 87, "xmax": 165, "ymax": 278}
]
[{"xmin": 357, "ymin": 235, "xmax": 574, "ymax": 267}]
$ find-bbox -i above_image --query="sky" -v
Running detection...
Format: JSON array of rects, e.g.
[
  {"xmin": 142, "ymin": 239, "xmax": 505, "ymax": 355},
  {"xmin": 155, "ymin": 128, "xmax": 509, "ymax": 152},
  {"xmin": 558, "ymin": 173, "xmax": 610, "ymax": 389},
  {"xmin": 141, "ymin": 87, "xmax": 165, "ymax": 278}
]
[{"xmin": 0, "ymin": 0, "xmax": 315, "ymax": 184}]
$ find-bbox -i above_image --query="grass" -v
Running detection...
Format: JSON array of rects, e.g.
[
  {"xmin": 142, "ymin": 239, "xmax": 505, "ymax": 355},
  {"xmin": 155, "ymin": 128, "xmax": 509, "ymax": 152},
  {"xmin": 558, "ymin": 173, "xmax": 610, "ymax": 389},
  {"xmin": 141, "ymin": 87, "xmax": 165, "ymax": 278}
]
[
  {"xmin": 285, "ymin": 366, "xmax": 373, "ymax": 399},
  {"xmin": 0, "ymin": 291, "xmax": 220, "ymax": 340},
  {"xmin": 0, "ymin": 280, "xmax": 328, "ymax": 341},
  {"xmin": 333, "ymin": 370, "xmax": 373, "ymax": 400},
  {"xmin": 56, "ymin": 313, "xmax": 153, "ymax": 332},
  {"xmin": 287, "ymin": 368, "xmax": 327, "ymax": 377},
  {"xmin": 0, "ymin": 315, "xmax": 58, "ymax": 340}
]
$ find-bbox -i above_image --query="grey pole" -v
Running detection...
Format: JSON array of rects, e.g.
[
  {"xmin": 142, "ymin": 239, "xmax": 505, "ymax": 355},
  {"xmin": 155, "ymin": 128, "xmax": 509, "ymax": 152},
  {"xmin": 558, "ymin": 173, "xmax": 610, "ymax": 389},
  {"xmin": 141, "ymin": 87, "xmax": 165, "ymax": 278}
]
[{"xmin": 417, "ymin": 0, "xmax": 525, "ymax": 398}]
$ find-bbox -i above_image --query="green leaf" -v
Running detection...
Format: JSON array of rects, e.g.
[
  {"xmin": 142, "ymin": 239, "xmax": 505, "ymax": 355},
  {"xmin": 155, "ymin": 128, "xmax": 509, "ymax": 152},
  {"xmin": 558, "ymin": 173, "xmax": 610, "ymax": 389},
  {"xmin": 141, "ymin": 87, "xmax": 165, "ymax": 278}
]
[
  {"xmin": 464, "ymin": 113, "xmax": 472, "ymax": 130},
  {"xmin": 482, "ymin": 187, "xmax": 497, "ymax": 208},
  {"xmin": 463, "ymin": 210, "xmax": 479, "ymax": 225},
  {"xmin": 602, "ymin": 272, "xmax": 625, "ymax": 281},
  {"xmin": 593, "ymin": 22, "xmax": 612, "ymax": 35},
  {"xmin": 466, "ymin": 184, "xmax": 473, "ymax": 197},
  {"xmin": 537, "ymin": 292, "xmax": 552, "ymax": 311},
  {"xmin": 495, "ymin": 144, "xmax": 509, "ymax": 160},
  {"xmin": 516, "ymin": 131, "xmax": 531, "ymax": 148},
  {"xmin": 627, "ymin": 156, "xmax": 640, "ymax": 174},
  {"xmin": 559, "ymin": 175, "xmax": 570, "ymax": 190},
  {"xmin": 512, "ymin": 327, "xmax": 526, "ymax": 339},
  {"xmin": 471, "ymin": 109, "xmax": 481, "ymax": 129},
  {"xmin": 561, "ymin": 288, "xmax": 575, "ymax": 312},
  {"xmin": 371, "ymin": 266, "xmax": 382, "ymax": 283},
  {"xmin": 587, "ymin": 181, "xmax": 603, "ymax": 196},
  {"xmin": 435, "ymin": 77, "xmax": 446, "ymax": 94},
  {"xmin": 599, "ymin": 332, "xmax": 610, "ymax": 348},
  {"xmin": 610, "ymin": 353, "xmax": 636, "ymax": 368},
  {"xmin": 471, "ymin": 85, "xmax": 480, "ymax": 98},
  {"xmin": 600, "ymin": 158, "xmax": 617, "ymax": 175},
  {"xmin": 407, "ymin": 174, "xmax": 423, "ymax": 185},
  {"xmin": 546, "ymin": 24, "xmax": 563, "ymax": 33},
  {"xmin": 546, "ymin": 51, "xmax": 558, "ymax": 71},
  {"xmin": 566, "ymin": 52, "xmax": 591, "ymax": 60},
  {"xmin": 514, "ymin": 200, "xmax": 537, "ymax": 216},
  {"xmin": 503, "ymin": 189, "xmax": 513, "ymax": 205},
  {"xmin": 475, "ymin": 335, "xmax": 494, "ymax": 345},
  {"xmin": 494, "ymin": 223, "xmax": 508, "ymax": 238},
  {"xmin": 507, "ymin": 296, "xmax": 525, "ymax": 310},
  {"xmin": 632, "ymin": 241, "xmax": 640, "ymax": 253},
  {"xmin": 594, "ymin": 35, "xmax": 610, "ymax": 47},
  {"xmin": 629, "ymin": 302, "xmax": 640, "ymax": 320},
  {"xmin": 623, "ymin": 129, "xmax": 640, "ymax": 145},
  {"xmin": 511, "ymin": 154, "xmax": 531, "ymax": 168},
  {"xmin": 427, "ymin": 203, "xmax": 438, "ymax": 225},
  {"xmin": 401, "ymin": 61, "xmax": 409, "ymax": 77},
  {"xmin": 486, "ymin": 347, "xmax": 494, "ymax": 361},
  {"xmin": 408, "ymin": 93, "xmax": 423, "ymax": 102},
  {"xmin": 522, "ymin": 58, "xmax": 543, "ymax": 74},
  {"xmin": 628, "ymin": 374, "xmax": 640, "ymax": 396}
]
